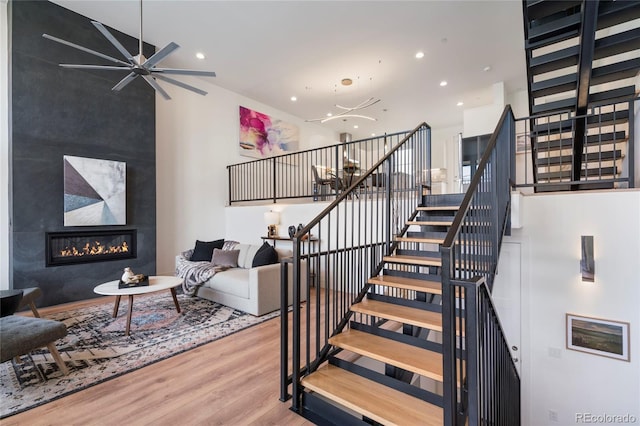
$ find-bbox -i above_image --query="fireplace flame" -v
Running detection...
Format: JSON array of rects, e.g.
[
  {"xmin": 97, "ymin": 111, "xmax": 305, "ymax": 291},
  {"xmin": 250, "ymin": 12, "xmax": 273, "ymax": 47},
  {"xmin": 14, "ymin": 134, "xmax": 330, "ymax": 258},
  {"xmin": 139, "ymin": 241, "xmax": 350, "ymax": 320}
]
[{"xmin": 59, "ymin": 241, "xmax": 129, "ymax": 258}]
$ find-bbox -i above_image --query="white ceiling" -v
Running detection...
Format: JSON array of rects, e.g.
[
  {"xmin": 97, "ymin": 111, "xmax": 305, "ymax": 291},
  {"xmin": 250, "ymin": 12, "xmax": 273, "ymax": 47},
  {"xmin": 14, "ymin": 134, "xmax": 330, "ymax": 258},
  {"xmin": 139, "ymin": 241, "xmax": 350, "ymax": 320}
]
[{"xmin": 51, "ymin": 0, "xmax": 528, "ymax": 139}]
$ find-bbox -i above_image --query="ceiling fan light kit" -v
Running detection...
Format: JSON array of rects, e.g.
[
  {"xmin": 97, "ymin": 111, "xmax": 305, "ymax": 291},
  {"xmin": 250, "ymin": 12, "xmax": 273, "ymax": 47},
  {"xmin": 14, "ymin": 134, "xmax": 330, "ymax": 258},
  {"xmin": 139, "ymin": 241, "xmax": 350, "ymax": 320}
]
[{"xmin": 42, "ymin": 0, "xmax": 215, "ymax": 100}]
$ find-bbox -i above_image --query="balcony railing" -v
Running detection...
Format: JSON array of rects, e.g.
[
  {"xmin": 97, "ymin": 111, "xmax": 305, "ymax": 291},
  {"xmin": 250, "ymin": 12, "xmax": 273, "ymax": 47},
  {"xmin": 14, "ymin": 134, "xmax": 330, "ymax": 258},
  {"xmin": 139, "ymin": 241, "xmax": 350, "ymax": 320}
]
[
  {"xmin": 514, "ymin": 98, "xmax": 636, "ymax": 191},
  {"xmin": 227, "ymin": 131, "xmax": 414, "ymax": 204}
]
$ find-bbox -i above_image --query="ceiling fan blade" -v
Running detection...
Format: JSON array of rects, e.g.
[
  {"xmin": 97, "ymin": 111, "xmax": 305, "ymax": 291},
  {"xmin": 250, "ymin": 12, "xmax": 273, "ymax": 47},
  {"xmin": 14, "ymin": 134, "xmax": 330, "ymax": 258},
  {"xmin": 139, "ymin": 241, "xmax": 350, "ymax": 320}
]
[
  {"xmin": 142, "ymin": 75, "xmax": 171, "ymax": 100},
  {"xmin": 59, "ymin": 64, "xmax": 131, "ymax": 71},
  {"xmin": 151, "ymin": 68, "xmax": 216, "ymax": 77},
  {"xmin": 91, "ymin": 21, "xmax": 135, "ymax": 62},
  {"xmin": 112, "ymin": 72, "xmax": 138, "ymax": 92},
  {"xmin": 142, "ymin": 42, "xmax": 179, "ymax": 68},
  {"xmin": 43, "ymin": 34, "xmax": 131, "ymax": 66},
  {"xmin": 152, "ymin": 73, "xmax": 208, "ymax": 96}
]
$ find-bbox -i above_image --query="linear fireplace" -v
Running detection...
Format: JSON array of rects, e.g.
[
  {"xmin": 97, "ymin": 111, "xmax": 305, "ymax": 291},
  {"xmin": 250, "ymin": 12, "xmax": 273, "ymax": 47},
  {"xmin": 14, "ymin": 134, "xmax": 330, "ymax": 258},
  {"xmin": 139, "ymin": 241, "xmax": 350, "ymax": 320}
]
[{"xmin": 46, "ymin": 229, "xmax": 137, "ymax": 267}]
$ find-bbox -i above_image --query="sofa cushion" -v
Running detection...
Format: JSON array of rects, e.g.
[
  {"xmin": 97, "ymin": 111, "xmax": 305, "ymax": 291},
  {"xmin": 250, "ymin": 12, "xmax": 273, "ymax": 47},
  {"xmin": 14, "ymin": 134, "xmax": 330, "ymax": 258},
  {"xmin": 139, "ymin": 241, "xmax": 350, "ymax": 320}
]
[
  {"xmin": 207, "ymin": 269, "xmax": 250, "ymax": 299},
  {"xmin": 234, "ymin": 244, "xmax": 258, "ymax": 269},
  {"xmin": 222, "ymin": 240, "xmax": 239, "ymax": 251},
  {"xmin": 190, "ymin": 239, "xmax": 224, "ymax": 262},
  {"xmin": 252, "ymin": 242, "xmax": 278, "ymax": 267},
  {"xmin": 212, "ymin": 248, "xmax": 240, "ymax": 267}
]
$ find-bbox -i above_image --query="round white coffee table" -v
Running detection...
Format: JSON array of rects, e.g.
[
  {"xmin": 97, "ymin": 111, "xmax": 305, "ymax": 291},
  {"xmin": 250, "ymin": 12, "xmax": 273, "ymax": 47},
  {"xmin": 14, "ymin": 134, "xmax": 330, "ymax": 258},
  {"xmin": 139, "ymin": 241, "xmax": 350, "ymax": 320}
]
[{"xmin": 94, "ymin": 276, "xmax": 183, "ymax": 336}]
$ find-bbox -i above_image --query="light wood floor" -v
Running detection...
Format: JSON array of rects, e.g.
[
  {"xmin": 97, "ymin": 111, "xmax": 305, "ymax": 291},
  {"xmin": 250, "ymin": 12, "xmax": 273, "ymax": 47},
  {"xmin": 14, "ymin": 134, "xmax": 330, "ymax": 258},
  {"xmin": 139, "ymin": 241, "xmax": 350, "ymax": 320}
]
[{"xmin": 3, "ymin": 294, "xmax": 317, "ymax": 426}]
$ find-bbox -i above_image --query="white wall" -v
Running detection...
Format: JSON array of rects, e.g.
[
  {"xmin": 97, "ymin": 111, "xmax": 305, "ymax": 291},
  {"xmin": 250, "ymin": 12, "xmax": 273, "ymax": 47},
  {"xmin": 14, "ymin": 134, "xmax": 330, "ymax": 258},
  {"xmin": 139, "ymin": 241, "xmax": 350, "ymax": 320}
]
[
  {"xmin": 1, "ymin": 0, "xmax": 9, "ymax": 290},
  {"xmin": 155, "ymin": 81, "xmax": 337, "ymax": 275},
  {"xmin": 508, "ymin": 88, "xmax": 530, "ymax": 120},
  {"xmin": 635, "ymin": 98, "xmax": 639, "ymax": 189},
  {"xmin": 510, "ymin": 190, "xmax": 640, "ymax": 425},
  {"xmin": 463, "ymin": 82, "xmax": 506, "ymax": 137},
  {"xmin": 224, "ymin": 202, "xmax": 329, "ymax": 247},
  {"xmin": 431, "ymin": 124, "xmax": 462, "ymax": 193}
]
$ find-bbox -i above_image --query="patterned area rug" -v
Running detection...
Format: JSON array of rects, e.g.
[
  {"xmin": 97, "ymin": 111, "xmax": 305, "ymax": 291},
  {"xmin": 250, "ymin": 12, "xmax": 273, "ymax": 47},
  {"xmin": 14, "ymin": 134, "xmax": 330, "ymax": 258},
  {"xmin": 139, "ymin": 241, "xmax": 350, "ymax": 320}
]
[{"xmin": 0, "ymin": 293, "xmax": 281, "ymax": 418}]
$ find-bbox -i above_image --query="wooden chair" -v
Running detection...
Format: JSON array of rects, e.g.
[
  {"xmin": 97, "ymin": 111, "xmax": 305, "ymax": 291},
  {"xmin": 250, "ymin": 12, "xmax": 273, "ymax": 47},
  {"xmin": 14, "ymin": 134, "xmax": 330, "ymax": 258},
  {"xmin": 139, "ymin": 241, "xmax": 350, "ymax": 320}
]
[{"xmin": 18, "ymin": 287, "xmax": 42, "ymax": 317}]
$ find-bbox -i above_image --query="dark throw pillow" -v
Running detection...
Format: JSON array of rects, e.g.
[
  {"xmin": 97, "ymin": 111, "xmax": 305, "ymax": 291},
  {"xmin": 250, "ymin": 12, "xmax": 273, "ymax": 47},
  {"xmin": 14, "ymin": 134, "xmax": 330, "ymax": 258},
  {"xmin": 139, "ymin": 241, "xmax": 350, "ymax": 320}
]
[
  {"xmin": 190, "ymin": 239, "xmax": 225, "ymax": 262},
  {"xmin": 252, "ymin": 242, "xmax": 279, "ymax": 267},
  {"xmin": 212, "ymin": 248, "xmax": 240, "ymax": 267}
]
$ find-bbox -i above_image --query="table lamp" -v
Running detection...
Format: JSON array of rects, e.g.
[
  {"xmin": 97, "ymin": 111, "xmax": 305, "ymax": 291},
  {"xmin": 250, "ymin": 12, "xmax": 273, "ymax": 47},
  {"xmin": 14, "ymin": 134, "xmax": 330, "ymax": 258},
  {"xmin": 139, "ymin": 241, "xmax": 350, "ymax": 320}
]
[{"xmin": 264, "ymin": 211, "xmax": 280, "ymax": 238}]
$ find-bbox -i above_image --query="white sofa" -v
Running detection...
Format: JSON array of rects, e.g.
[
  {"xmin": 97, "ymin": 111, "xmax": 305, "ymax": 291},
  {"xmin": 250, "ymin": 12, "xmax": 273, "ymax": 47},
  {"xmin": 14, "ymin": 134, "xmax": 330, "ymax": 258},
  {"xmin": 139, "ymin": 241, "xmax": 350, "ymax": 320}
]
[{"xmin": 176, "ymin": 243, "xmax": 307, "ymax": 316}]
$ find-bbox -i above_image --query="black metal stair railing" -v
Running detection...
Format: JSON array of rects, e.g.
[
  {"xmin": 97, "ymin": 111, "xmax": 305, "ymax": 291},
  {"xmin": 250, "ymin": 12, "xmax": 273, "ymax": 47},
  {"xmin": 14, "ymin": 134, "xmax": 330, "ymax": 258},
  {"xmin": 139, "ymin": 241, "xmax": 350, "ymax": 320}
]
[
  {"xmin": 227, "ymin": 131, "xmax": 413, "ymax": 204},
  {"xmin": 280, "ymin": 122, "xmax": 432, "ymax": 411},
  {"xmin": 515, "ymin": 98, "xmax": 636, "ymax": 191},
  {"xmin": 441, "ymin": 105, "xmax": 519, "ymax": 425}
]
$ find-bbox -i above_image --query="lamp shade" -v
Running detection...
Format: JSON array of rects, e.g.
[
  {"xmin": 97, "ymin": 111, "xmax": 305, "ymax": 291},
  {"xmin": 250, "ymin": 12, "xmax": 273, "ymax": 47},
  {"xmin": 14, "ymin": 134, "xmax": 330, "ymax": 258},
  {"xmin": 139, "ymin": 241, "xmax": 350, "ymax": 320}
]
[{"xmin": 264, "ymin": 211, "xmax": 280, "ymax": 225}]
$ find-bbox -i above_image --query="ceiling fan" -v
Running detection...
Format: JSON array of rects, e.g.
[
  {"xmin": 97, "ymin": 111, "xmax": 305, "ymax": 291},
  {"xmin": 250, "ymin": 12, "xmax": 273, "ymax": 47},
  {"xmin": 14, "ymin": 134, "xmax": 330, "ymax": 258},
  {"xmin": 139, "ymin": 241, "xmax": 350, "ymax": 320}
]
[{"xmin": 42, "ymin": 0, "xmax": 215, "ymax": 100}]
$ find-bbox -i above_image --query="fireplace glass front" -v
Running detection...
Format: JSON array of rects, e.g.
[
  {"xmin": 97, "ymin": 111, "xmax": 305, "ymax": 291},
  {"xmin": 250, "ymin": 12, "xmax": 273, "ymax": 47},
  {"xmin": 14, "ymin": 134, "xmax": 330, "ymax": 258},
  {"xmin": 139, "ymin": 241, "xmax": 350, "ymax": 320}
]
[{"xmin": 46, "ymin": 229, "xmax": 137, "ymax": 267}]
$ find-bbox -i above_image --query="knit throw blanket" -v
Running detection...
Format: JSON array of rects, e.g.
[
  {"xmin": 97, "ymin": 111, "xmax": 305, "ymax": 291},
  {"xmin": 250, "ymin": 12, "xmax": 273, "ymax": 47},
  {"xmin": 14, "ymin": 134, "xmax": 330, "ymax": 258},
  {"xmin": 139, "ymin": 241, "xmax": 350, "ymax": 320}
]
[{"xmin": 175, "ymin": 249, "xmax": 230, "ymax": 296}]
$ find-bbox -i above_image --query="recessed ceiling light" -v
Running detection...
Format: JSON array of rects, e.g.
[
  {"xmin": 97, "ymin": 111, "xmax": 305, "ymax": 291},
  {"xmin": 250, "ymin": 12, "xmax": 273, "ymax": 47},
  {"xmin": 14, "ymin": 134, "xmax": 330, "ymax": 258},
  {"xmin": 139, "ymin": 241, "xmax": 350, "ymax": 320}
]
[
  {"xmin": 440, "ymin": 80, "xmax": 448, "ymax": 87},
  {"xmin": 415, "ymin": 51, "xmax": 424, "ymax": 59},
  {"xmin": 371, "ymin": 133, "xmax": 376, "ymax": 137},
  {"xmin": 290, "ymin": 96, "xmax": 297, "ymax": 102},
  {"xmin": 195, "ymin": 52, "xmax": 205, "ymax": 60},
  {"xmin": 483, "ymin": 66, "xmax": 492, "ymax": 72},
  {"xmin": 457, "ymin": 101, "xmax": 464, "ymax": 106},
  {"xmin": 353, "ymin": 125, "xmax": 359, "ymax": 129},
  {"xmin": 326, "ymin": 112, "xmax": 333, "ymax": 117}
]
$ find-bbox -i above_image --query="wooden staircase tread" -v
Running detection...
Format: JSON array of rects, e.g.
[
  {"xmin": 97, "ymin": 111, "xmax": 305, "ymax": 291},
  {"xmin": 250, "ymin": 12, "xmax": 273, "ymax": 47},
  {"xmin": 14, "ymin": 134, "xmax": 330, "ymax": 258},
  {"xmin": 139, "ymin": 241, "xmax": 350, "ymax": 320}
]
[
  {"xmin": 395, "ymin": 236, "xmax": 445, "ymax": 244},
  {"xmin": 417, "ymin": 205, "xmax": 460, "ymax": 211},
  {"xmin": 301, "ymin": 364, "xmax": 443, "ymax": 426},
  {"xmin": 352, "ymin": 299, "xmax": 443, "ymax": 331},
  {"xmin": 407, "ymin": 220, "xmax": 453, "ymax": 226},
  {"xmin": 329, "ymin": 329, "xmax": 443, "ymax": 381},
  {"xmin": 368, "ymin": 275, "xmax": 442, "ymax": 294},
  {"xmin": 384, "ymin": 254, "xmax": 442, "ymax": 267}
]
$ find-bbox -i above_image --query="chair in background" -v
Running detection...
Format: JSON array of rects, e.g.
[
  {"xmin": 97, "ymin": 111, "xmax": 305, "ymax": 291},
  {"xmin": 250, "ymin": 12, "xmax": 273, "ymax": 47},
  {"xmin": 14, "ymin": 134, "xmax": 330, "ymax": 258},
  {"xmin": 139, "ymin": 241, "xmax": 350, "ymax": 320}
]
[
  {"xmin": 18, "ymin": 287, "xmax": 43, "ymax": 317},
  {"xmin": 312, "ymin": 165, "xmax": 344, "ymax": 201},
  {"xmin": 0, "ymin": 315, "xmax": 69, "ymax": 375},
  {"xmin": 0, "ymin": 288, "xmax": 69, "ymax": 376}
]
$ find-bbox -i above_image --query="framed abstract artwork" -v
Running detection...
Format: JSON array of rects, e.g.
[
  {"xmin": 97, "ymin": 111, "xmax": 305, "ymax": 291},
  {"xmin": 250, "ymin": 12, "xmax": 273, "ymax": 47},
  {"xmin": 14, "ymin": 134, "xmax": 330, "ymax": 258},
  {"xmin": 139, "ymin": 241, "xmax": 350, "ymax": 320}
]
[
  {"xmin": 566, "ymin": 313, "xmax": 629, "ymax": 361},
  {"xmin": 239, "ymin": 106, "xmax": 299, "ymax": 158},
  {"xmin": 63, "ymin": 155, "xmax": 126, "ymax": 226}
]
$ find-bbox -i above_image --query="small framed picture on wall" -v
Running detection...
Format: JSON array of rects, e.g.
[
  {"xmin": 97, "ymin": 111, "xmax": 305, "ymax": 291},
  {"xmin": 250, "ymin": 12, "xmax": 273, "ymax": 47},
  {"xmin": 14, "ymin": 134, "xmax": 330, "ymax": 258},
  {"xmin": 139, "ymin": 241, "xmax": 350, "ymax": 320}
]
[{"xmin": 566, "ymin": 313, "xmax": 630, "ymax": 361}]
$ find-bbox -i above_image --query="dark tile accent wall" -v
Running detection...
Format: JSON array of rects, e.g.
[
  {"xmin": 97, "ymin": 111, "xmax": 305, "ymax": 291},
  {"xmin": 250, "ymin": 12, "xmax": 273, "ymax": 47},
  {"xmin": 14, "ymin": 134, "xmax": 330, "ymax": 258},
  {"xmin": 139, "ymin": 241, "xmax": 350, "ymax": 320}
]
[{"xmin": 10, "ymin": 0, "xmax": 156, "ymax": 307}]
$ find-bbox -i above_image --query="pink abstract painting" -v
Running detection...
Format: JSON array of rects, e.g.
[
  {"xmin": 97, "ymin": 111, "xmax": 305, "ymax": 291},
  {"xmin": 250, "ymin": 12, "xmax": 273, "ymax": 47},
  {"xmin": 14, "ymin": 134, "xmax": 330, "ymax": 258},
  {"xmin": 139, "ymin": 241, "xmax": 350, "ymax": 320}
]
[{"xmin": 239, "ymin": 106, "xmax": 299, "ymax": 158}]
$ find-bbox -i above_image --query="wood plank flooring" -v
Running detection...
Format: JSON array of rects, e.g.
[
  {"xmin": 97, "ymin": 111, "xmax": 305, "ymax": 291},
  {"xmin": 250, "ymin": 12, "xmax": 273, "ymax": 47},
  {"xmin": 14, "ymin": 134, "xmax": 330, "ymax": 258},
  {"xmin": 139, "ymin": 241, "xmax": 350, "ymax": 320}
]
[{"xmin": 3, "ymin": 295, "xmax": 315, "ymax": 426}]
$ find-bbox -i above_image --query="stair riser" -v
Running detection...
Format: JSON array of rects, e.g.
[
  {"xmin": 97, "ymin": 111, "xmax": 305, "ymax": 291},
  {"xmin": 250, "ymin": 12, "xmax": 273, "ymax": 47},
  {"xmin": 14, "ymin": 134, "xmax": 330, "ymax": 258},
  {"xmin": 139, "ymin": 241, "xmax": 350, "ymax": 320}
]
[
  {"xmin": 367, "ymin": 292, "xmax": 442, "ymax": 313},
  {"xmin": 422, "ymin": 193, "xmax": 464, "ymax": 207},
  {"xmin": 350, "ymin": 321, "xmax": 443, "ymax": 354},
  {"xmin": 383, "ymin": 269, "xmax": 442, "ymax": 282}
]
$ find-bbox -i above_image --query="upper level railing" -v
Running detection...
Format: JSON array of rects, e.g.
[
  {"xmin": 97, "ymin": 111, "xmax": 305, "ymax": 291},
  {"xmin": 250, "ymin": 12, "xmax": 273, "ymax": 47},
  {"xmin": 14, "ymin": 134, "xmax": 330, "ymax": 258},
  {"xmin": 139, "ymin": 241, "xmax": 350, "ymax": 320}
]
[
  {"xmin": 514, "ymin": 98, "xmax": 636, "ymax": 192},
  {"xmin": 227, "ymin": 131, "xmax": 413, "ymax": 204},
  {"xmin": 282, "ymin": 123, "xmax": 432, "ymax": 412},
  {"xmin": 441, "ymin": 105, "xmax": 519, "ymax": 425}
]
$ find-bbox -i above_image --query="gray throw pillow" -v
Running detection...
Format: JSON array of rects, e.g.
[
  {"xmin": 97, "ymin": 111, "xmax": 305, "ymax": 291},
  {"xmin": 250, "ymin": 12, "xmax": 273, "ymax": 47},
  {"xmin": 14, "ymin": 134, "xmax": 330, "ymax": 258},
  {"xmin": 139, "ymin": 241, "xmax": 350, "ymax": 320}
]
[{"xmin": 211, "ymin": 248, "xmax": 240, "ymax": 267}]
